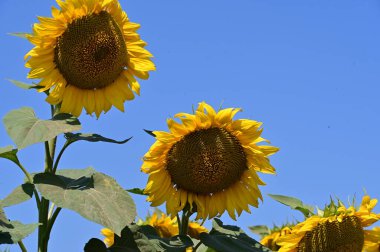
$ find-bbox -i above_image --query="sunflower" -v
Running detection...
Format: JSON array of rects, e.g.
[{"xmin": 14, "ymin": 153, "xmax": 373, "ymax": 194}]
[
  {"xmin": 259, "ymin": 226, "xmax": 293, "ymax": 251},
  {"xmin": 147, "ymin": 212, "xmax": 179, "ymax": 238},
  {"xmin": 25, "ymin": 0, "xmax": 155, "ymax": 117},
  {"xmin": 276, "ymin": 195, "xmax": 380, "ymax": 252},
  {"xmin": 142, "ymin": 102, "xmax": 279, "ymax": 220}
]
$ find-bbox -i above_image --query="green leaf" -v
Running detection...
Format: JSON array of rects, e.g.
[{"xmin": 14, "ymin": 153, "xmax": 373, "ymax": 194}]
[
  {"xmin": 65, "ymin": 133, "xmax": 132, "ymax": 144},
  {"xmin": 248, "ymin": 225, "xmax": 271, "ymax": 236},
  {"xmin": 3, "ymin": 107, "xmax": 81, "ymax": 149},
  {"xmin": 143, "ymin": 129, "xmax": 156, "ymax": 137},
  {"xmin": 7, "ymin": 79, "xmax": 39, "ymax": 90},
  {"xmin": 199, "ymin": 219, "xmax": 271, "ymax": 252},
  {"xmin": 268, "ymin": 194, "xmax": 314, "ymax": 217},
  {"xmin": 84, "ymin": 238, "xmax": 108, "ymax": 252},
  {"xmin": 8, "ymin": 32, "xmax": 29, "ymax": 39},
  {"xmin": 0, "ymin": 146, "xmax": 18, "ymax": 164},
  {"xmin": 0, "ymin": 207, "xmax": 39, "ymax": 244},
  {"xmin": 0, "ymin": 183, "xmax": 34, "ymax": 207},
  {"xmin": 126, "ymin": 188, "xmax": 147, "ymax": 196},
  {"xmin": 33, "ymin": 168, "xmax": 136, "ymax": 236}
]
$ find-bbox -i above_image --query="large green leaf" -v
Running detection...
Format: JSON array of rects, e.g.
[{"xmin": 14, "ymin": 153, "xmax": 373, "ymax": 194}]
[
  {"xmin": 199, "ymin": 219, "xmax": 271, "ymax": 252},
  {"xmin": 33, "ymin": 168, "xmax": 136, "ymax": 236},
  {"xmin": 3, "ymin": 107, "xmax": 81, "ymax": 149},
  {"xmin": 65, "ymin": 133, "xmax": 132, "ymax": 144},
  {"xmin": 0, "ymin": 183, "xmax": 34, "ymax": 207},
  {"xmin": 0, "ymin": 207, "xmax": 39, "ymax": 244},
  {"xmin": 268, "ymin": 194, "xmax": 314, "ymax": 217},
  {"xmin": 0, "ymin": 146, "xmax": 18, "ymax": 164}
]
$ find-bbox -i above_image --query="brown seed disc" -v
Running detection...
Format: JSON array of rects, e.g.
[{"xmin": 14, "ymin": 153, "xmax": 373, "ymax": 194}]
[
  {"xmin": 165, "ymin": 127, "xmax": 248, "ymax": 194},
  {"xmin": 54, "ymin": 11, "xmax": 127, "ymax": 89},
  {"xmin": 297, "ymin": 216, "xmax": 364, "ymax": 252}
]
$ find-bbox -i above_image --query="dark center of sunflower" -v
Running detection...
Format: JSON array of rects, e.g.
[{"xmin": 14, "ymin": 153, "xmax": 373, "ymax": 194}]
[
  {"xmin": 54, "ymin": 11, "xmax": 127, "ymax": 89},
  {"xmin": 297, "ymin": 216, "xmax": 364, "ymax": 252},
  {"xmin": 165, "ymin": 127, "xmax": 248, "ymax": 194}
]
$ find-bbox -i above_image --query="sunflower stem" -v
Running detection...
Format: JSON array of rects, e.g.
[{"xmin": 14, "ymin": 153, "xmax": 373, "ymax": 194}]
[
  {"xmin": 38, "ymin": 106, "xmax": 58, "ymax": 252},
  {"xmin": 177, "ymin": 213, "xmax": 182, "ymax": 232},
  {"xmin": 52, "ymin": 141, "xmax": 72, "ymax": 174},
  {"xmin": 180, "ymin": 210, "xmax": 189, "ymax": 236}
]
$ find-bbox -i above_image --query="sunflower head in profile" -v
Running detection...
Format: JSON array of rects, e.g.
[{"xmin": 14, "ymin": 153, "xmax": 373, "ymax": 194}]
[
  {"xmin": 276, "ymin": 195, "xmax": 380, "ymax": 252},
  {"xmin": 25, "ymin": 0, "xmax": 155, "ymax": 117},
  {"xmin": 142, "ymin": 102, "xmax": 279, "ymax": 220},
  {"xmin": 250, "ymin": 224, "xmax": 293, "ymax": 251}
]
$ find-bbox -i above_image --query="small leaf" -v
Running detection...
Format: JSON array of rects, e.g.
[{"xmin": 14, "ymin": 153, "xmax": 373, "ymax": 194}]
[
  {"xmin": 7, "ymin": 79, "xmax": 39, "ymax": 90},
  {"xmin": 1, "ymin": 184, "xmax": 34, "ymax": 207},
  {"xmin": 0, "ymin": 146, "xmax": 18, "ymax": 164},
  {"xmin": 268, "ymin": 194, "xmax": 314, "ymax": 217},
  {"xmin": 3, "ymin": 107, "xmax": 81, "ymax": 149},
  {"xmin": 199, "ymin": 219, "xmax": 271, "ymax": 252},
  {"xmin": 126, "ymin": 188, "xmax": 147, "ymax": 196},
  {"xmin": 143, "ymin": 129, "xmax": 156, "ymax": 137},
  {"xmin": 248, "ymin": 225, "xmax": 271, "ymax": 236},
  {"xmin": 84, "ymin": 238, "xmax": 108, "ymax": 252},
  {"xmin": 0, "ymin": 207, "xmax": 39, "ymax": 244},
  {"xmin": 8, "ymin": 32, "xmax": 29, "ymax": 39},
  {"xmin": 34, "ymin": 168, "xmax": 136, "ymax": 236},
  {"xmin": 65, "ymin": 133, "xmax": 131, "ymax": 144}
]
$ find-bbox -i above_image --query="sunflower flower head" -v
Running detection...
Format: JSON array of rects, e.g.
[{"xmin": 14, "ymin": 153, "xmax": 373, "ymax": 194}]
[
  {"xmin": 147, "ymin": 212, "xmax": 179, "ymax": 238},
  {"xmin": 142, "ymin": 102, "xmax": 279, "ymax": 220},
  {"xmin": 25, "ymin": 0, "xmax": 155, "ymax": 117},
  {"xmin": 257, "ymin": 225, "xmax": 293, "ymax": 251},
  {"xmin": 276, "ymin": 195, "xmax": 380, "ymax": 252}
]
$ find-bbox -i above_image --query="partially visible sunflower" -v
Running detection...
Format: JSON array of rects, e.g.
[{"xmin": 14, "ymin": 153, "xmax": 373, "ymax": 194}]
[
  {"xmin": 363, "ymin": 227, "xmax": 380, "ymax": 252},
  {"xmin": 25, "ymin": 0, "xmax": 155, "ymax": 117},
  {"xmin": 101, "ymin": 212, "xmax": 208, "ymax": 247},
  {"xmin": 147, "ymin": 212, "xmax": 179, "ymax": 238},
  {"xmin": 142, "ymin": 102, "xmax": 279, "ymax": 220},
  {"xmin": 276, "ymin": 195, "xmax": 380, "ymax": 252},
  {"xmin": 259, "ymin": 226, "xmax": 293, "ymax": 251},
  {"xmin": 100, "ymin": 228, "xmax": 114, "ymax": 247}
]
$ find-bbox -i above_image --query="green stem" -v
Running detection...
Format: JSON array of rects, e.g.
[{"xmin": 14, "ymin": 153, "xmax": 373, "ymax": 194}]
[
  {"xmin": 180, "ymin": 211, "xmax": 192, "ymax": 236},
  {"xmin": 52, "ymin": 141, "xmax": 72, "ymax": 174},
  {"xmin": 15, "ymin": 162, "xmax": 41, "ymax": 208},
  {"xmin": 44, "ymin": 141, "xmax": 53, "ymax": 173},
  {"xmin": 18, "ymin": 240, "xmax": 27, "ymax": 252},
  {"xmin": 45, "ymin": 207, "xmax": 62, "ymax": 243},
  {"xmin": 177, "ymin": 213, "xmax": 182, "ymax": 233}
]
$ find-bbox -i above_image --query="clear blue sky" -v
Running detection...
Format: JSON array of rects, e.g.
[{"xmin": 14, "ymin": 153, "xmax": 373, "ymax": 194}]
[{"xmin": 1, "ymin": 0, "xmax": 380, "ymax": 251}]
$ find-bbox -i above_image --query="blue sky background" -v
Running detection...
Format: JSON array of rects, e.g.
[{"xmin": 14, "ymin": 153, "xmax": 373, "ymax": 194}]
[{"xmin": 1, "ymin": 0, "xmax": 380, "ymax": 251}]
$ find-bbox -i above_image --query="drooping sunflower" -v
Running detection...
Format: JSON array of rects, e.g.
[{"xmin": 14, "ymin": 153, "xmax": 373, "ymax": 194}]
[
  {"xmin": 142, "ymin": 102, "xmax": 279, "ymax": 220},
  {"xmin": 276, "ymin": 195, "xmax": 380, "ymax": 252},
  {"xmin": 25, "ymin": 0, "xmax": 155, "ymax": 117}
]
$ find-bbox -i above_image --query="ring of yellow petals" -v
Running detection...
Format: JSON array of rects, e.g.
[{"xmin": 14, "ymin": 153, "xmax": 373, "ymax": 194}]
[{"xmin": 142, "ymin": 102, "xmax": 278, "ymax": 220}]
